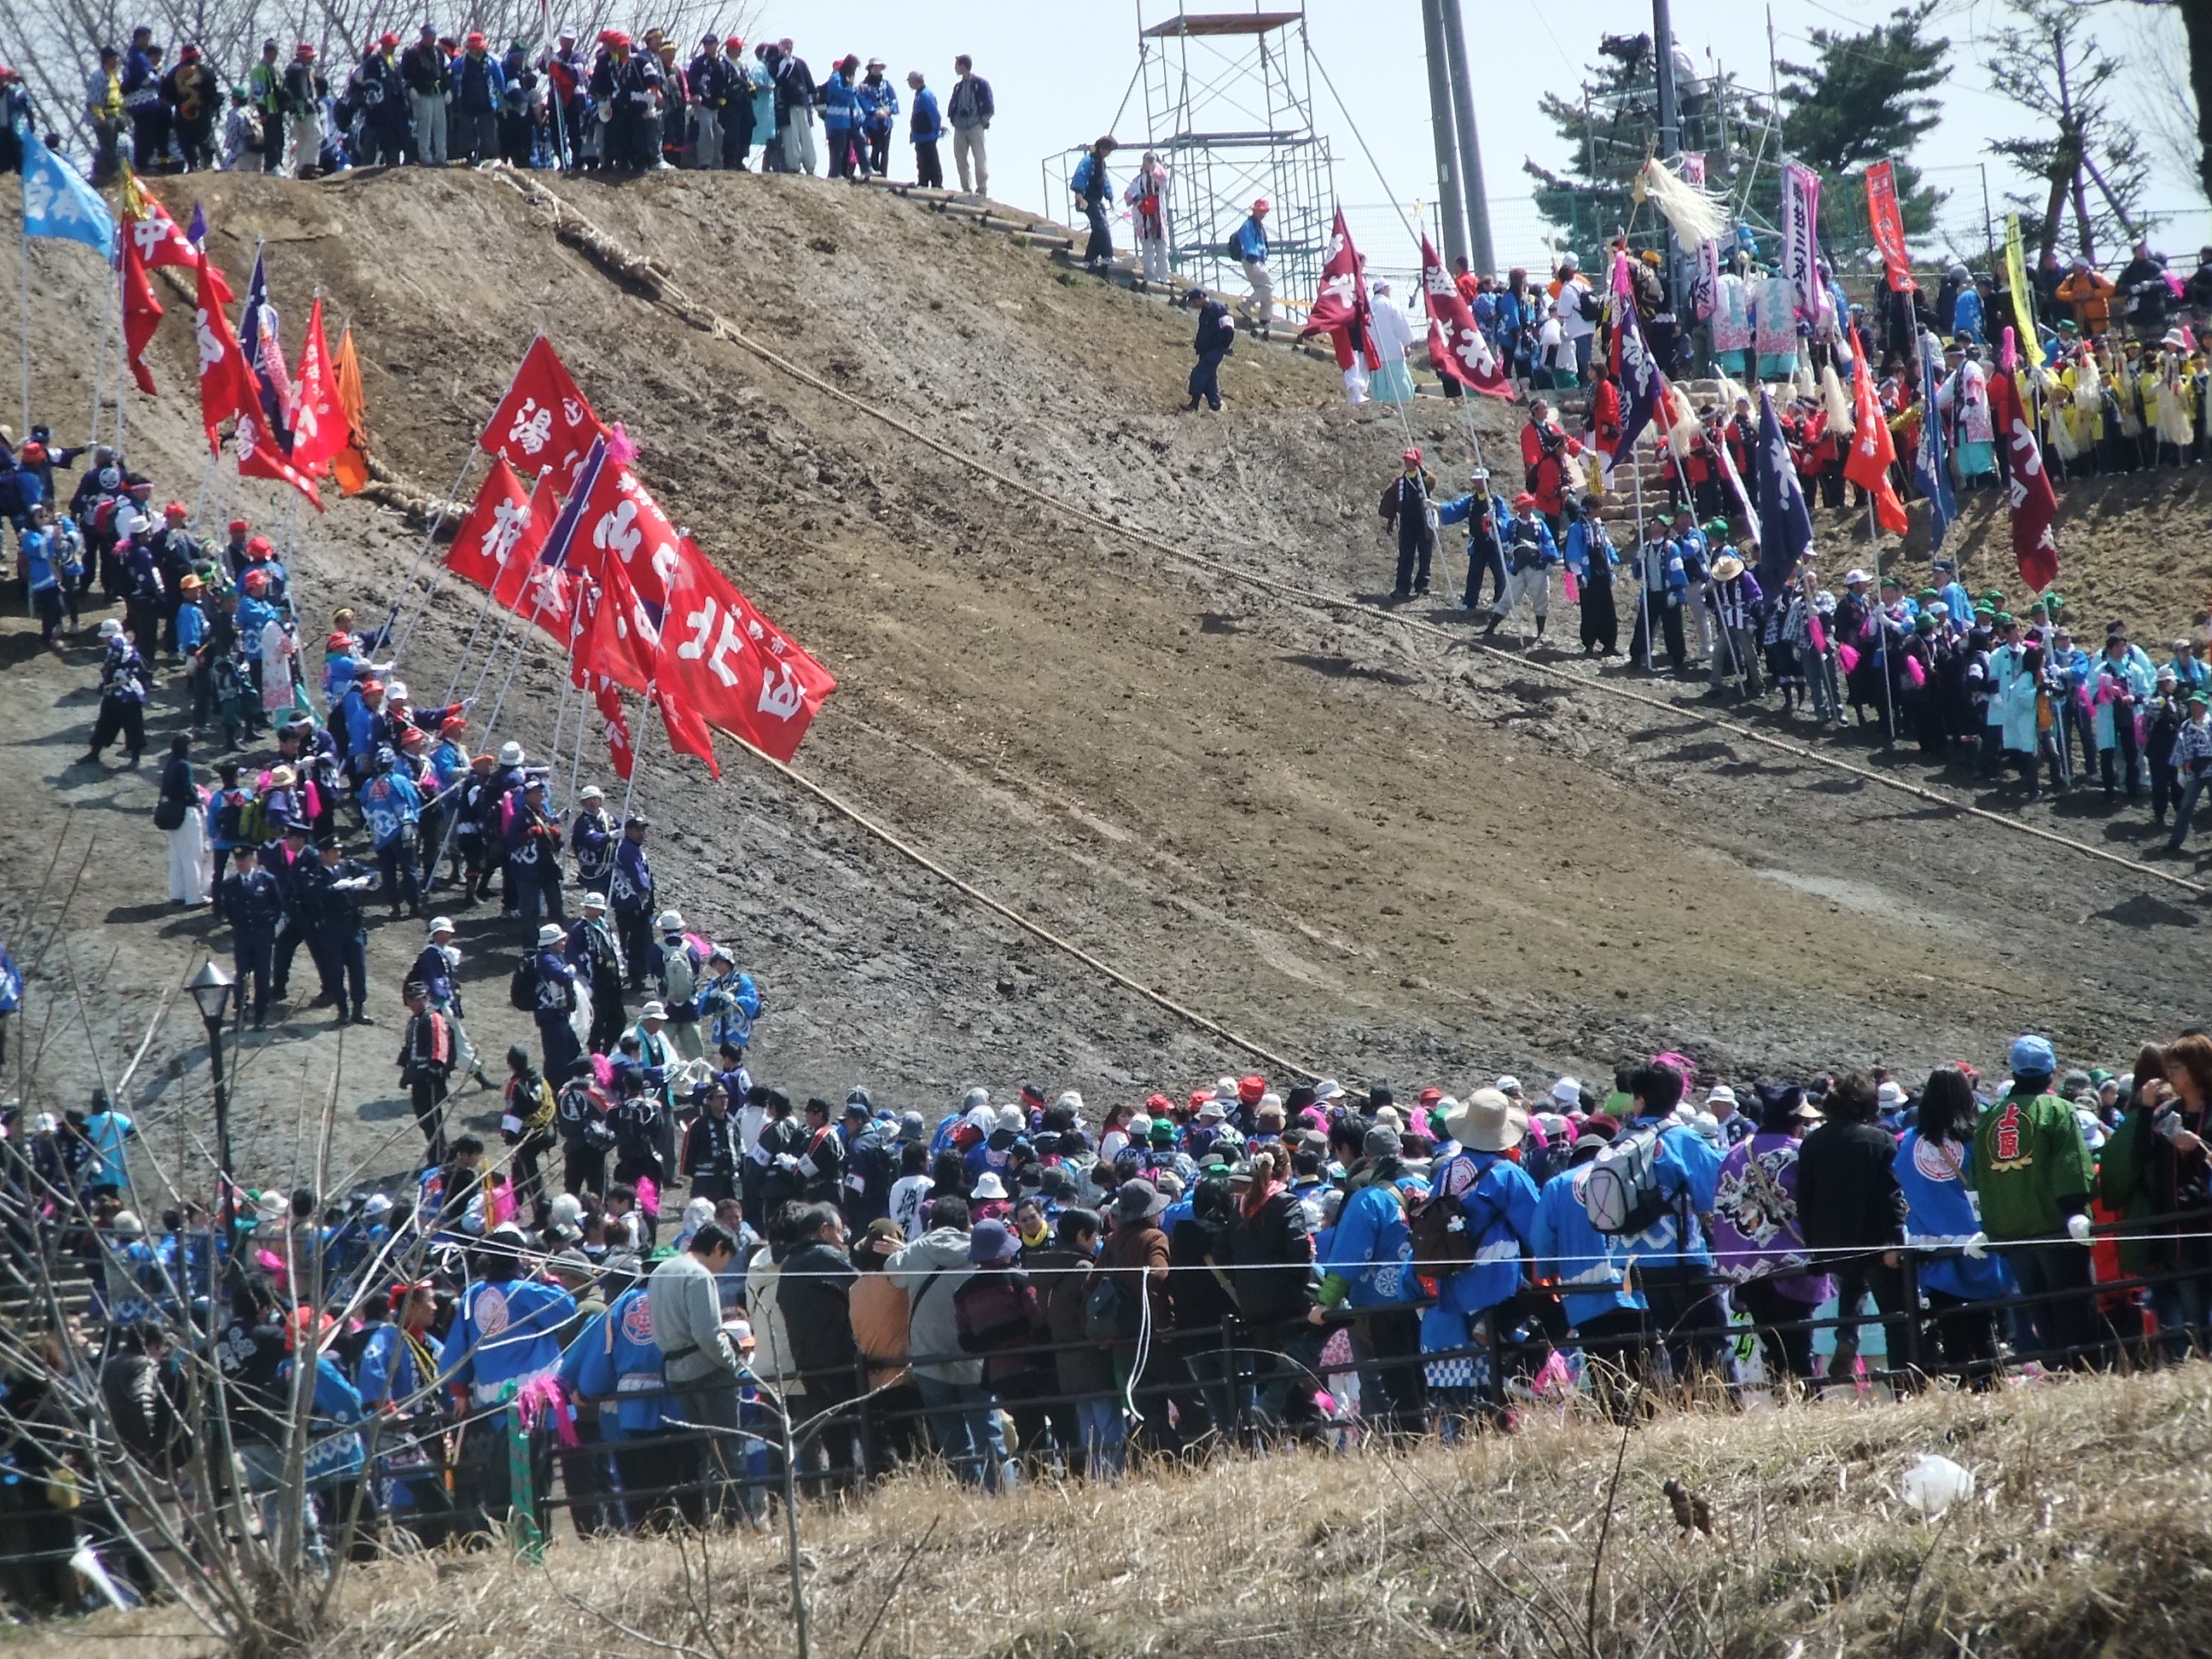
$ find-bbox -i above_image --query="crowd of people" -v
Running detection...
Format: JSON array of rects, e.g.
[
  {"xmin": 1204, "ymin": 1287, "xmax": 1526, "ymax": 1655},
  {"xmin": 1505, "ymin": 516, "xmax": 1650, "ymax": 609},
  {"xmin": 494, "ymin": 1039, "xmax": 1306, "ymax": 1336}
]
[
  {"xmin": 49, "ymin": 23, "xmax": 995, "ymax": 187},
  {"xmin": 10, "ymin": 1011, "xmax": 2212, "ymax": 1597}
]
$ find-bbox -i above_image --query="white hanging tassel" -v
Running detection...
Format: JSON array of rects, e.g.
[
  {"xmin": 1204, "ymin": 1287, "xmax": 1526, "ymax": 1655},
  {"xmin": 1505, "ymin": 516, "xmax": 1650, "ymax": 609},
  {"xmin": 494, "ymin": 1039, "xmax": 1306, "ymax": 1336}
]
[
  {"xmin": 1664, "ymin": 383, "xmax": 1703, "ymax": 452},
  {"xmin": 1637, "ymin": 156, "xmax": 1729, "ymax": 249},
  {"xmin": 1820, "ymin": 362, "xmax": 1854, "ymax": 435},
  {"xmin": 1793, "ymin": 358, "xmax": 1817, "ymax": 400}
]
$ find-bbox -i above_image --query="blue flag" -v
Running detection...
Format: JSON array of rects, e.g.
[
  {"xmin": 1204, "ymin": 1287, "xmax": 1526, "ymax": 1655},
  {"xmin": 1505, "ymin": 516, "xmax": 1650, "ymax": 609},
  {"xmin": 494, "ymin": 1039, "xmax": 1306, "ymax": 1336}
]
[
  {"xmin": 538, "ymin": 436, "xmax": 608, "ymax": 571},
  {"xmin": 1912, "ymin": 331, "xmax": 1956, "ymax": 550},
  {"xmin": 188, "ymin": 201, "xmax": 207, "ymax": 245},
  {"xmin": 1610, "ymin": 266, "xmax": 1665, "ymax": 467},
  {"xmin": 1754, "ymin": 388, "xmax": 1813, "ymax": 591},
  {"xmin": 236, "ymin": 249, "xmax": 294, "ymax": 454},
  {"xmin": 20, "ymin": 132, "xmax": 115, "ymax": 259}
]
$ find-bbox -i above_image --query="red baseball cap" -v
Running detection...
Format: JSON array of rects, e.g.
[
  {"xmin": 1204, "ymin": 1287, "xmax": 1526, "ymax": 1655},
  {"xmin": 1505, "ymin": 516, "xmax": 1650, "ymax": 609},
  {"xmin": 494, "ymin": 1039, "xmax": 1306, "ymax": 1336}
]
[{"xmin": 227, "ymin": 517, "xmax": 250, "ymax": 533}]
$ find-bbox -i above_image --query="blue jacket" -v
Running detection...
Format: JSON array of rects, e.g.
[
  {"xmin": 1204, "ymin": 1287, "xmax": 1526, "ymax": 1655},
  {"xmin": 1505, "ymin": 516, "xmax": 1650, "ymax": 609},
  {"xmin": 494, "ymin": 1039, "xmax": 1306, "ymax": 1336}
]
[
  {"xmin": 822, "ymin": 69, "xmax": 862, "ymax": 128},
  {"xmin": 1616, "ymin": 1115, "xmax": 1722, "ymax": 1268},
  {"xmin": 1320, "ymin": 1181, "xmax": 1414, "ymax": 1307},
  {"xmin": 532, "ymin": 948, "xmax": 579, "ymax": 1022},
  {"xmin": 1436, "ymin": 491, "xmax": 1509, "ymax": 553},
  {"xmin": 21, "ymin": 528, "xmax": 60, "ymax": 594},
  {"xmin": 236, "ymin": 594, "xmax": 279, "ymax": 656},
  {"xmin": 452, "ymin": 51, "xmax": 506, "ymax": 112},
  {"xmin": 339, "ymin": 684, "xmax": 378, "ymax": 760},
  {"xmin": 611, "ymin": 837, "xmax": 655, "ymax": 914},
  {"xmin": 857, "ymin": 76, "xmax": 898, "ymax": 133},
  {"xmin": 1530, "ymin": 1164, "xmax": 1649, "ymax": 1328},
  {"xmin": 1562, "ymin": 516, "xmax": 1618, "ymax": 578},
  {"xmin": 1895, "ymin": 1130, "xmax": 2011, "ymax": 1301},
  {"xmin": 360, "ymin": 769, "xmax": 422, "ymax": 850},
  {"xmin": 277, "ymin": 1355, "xmax": 366, "ymax": 1482},
  {"xmin": 908, "ymin": 85, "xmax": 941, "ymax": 143},
  {"xmin": 439, "ymin": 1277, "xmax": 575, "ymax": 1400},
  {"xmin": 1430, "ymin": 1150, "xmax": 1539, "ymax": 1315},
  {"xmin": 562, "ymin": 1287, "xmax": 669, "ymax": 1434},
  {"xmin": 1232, "ymin": 214, "xmax": 1268, "ymax": 263}
]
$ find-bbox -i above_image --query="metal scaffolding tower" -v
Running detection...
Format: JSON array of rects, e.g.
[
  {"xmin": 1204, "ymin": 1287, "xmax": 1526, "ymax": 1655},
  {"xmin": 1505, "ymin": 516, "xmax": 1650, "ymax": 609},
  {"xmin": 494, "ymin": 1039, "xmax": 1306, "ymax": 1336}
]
[{"xmin": 1128, "ymin": 5, "xmax": 1336, "ymax": 311}]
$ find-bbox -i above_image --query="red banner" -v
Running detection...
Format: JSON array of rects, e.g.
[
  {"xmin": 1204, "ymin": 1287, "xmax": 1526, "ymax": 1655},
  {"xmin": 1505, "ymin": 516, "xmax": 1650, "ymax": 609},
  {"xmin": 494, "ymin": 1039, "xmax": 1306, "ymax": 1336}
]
[
  {"xmin": 192, "ymin": 252, "xmax": 256, "ymax": 453},
  {"xmin": 1864, "ymin": 161, "xmax": 1916, "ymax": 294},
  {"xmin": 1296, "ymin": 209, "xmax": 1377, "ymax": 370},
  {"xmin": 121, "ymin": 238, "xmax": 161, "ymax": 397},
  {"xmin": 1993, "ymin": 371, "xmax": 2060, "ymax": 592},
  {"xmin": 445, "ymin": 456, "xmax": 535, "ymax": 587},
  {"xmin": 656, "ymin": 684, "xmax": 720, "ymax": 779},
  {"xmin": 1417, "ymin": 235, "xmax": 1510, "ymax": 399},
  {"xmin": 1842, "ymin": 329, "xmax": 1909, "ymax": 535},
  {"xmin": 489, "ymin": 475, "xmax": 573, "ymax": 640},
  {"xmin": 235, "ymin": 413, "xmax": 323, "ymax": 511},
  {"xmin": 125, "ymin": 188, "xmax": 233, "ymax": 300},
  {"xmin": 573, "ymin": 462, "xmax": 688, "ymax": 613},
  {"xmin": 657, "ymin": 543, "xmax": 836, "ymax": 763},
  {"xmin": 592, "ymin": 680, "xmax": 635, "ymax": 781},
  {"xmin": 573, "ymin": 555, "xmax": 661, "ymax": 695},
  {"xmin": 287, "ymin": 298, "xmax": 342, "ymax": 475},
  {"xmin": 481, "ymin": 335, "xmax": 605, "ymax": 493}
]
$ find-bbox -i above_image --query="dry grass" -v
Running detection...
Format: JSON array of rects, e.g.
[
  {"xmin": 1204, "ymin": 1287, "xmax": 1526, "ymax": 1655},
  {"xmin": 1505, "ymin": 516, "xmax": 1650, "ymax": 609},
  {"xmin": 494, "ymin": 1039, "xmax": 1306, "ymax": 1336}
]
[{"xmin": 35, "ymin": 1364, "xmax": 2212, "ymax": 1659}]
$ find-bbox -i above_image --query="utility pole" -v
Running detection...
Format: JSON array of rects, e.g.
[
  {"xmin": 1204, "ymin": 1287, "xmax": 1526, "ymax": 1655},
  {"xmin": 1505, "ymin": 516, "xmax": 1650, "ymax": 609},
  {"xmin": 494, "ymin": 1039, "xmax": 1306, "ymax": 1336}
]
[
  {"xmin": 1652, "ymin": 0, "xmax": 1683, "ymax": 306},
  {"xmin": 1439, "ymin": 0, "xmax": 1494, "ymax": 274},
  {"xmin": 1419, "ymin": 0, "xmax": 1469, "ymax": 266}
]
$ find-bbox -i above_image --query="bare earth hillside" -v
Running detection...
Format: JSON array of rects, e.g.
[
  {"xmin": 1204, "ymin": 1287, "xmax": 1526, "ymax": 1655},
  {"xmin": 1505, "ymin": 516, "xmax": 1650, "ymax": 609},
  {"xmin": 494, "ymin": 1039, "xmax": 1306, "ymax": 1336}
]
[{"xmin": 3, "ymin": 169, "xmax": 2209, "ymax": 1189}]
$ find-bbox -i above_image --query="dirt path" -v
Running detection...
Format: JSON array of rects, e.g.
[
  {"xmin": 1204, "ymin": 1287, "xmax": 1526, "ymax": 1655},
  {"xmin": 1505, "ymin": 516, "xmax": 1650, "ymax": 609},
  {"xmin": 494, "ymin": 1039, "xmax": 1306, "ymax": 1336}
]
[{"xmin": 3, "ymin": 170, "xmax": 2204, "ymax": 1191}]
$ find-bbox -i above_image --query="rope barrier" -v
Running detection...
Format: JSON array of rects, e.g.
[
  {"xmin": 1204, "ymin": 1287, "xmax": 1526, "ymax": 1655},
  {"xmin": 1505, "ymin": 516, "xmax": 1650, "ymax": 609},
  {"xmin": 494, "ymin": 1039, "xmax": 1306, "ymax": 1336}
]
[{"xmin": 491, "ymin": 172, "xmax": 2206, "ymax": 904}]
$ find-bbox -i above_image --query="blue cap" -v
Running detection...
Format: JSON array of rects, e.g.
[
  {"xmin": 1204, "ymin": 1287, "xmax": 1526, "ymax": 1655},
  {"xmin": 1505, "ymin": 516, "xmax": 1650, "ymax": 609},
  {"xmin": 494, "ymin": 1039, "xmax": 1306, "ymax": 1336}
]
[
  {"xmin": 966, "ymin": 1219, "xmax": 1018, "ymax": 1264},
  {"xmin": 2010, "ymin": 1033, "xmax": 2057, "ymax": 1077}
]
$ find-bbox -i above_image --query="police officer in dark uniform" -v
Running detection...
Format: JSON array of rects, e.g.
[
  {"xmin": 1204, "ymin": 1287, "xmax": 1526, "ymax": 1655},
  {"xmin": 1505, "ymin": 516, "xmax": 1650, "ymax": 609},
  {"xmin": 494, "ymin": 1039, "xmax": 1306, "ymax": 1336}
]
[
  {"xmin": 267, "ymin": 820, "xmax": 333, "ymax": 1008},
  {"xmin": 305, "ymin": 835, "xmax": 380, "ymax": 1025},
  {"xmin": 220, "ymin": 843, "xmax": 285, "ymax": 1029}
]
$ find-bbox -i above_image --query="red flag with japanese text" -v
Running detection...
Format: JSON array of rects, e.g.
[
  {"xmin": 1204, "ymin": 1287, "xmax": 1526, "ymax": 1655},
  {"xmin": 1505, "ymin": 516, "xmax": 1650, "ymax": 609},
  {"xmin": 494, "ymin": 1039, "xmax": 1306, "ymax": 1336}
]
[
  {"xmin": 573, "ymin": 555, "xmax": 661, "ymax": 695},
  {"xmin": 656, "ymin": 540, "xmax": 837, "ymax": 763},
  {"xmin": 122, "ymin": 180, "xmax": 233, "ymax": 300},
  {"xmin": 489, "ymin": 474, "xmax": 573, "ymax": 640},
  {"xmin": 193, "ymin": 251, "xmax": 256, "ymax": 453},
  {"xmin": 1992, "ymin": 370, "xmax": 2060, "ymax": 592},
  {"xmin": 481, "ymin": 335, "xmax": 606, "ymax": 493},
  {"xmin": 568, "ymin": 460, "xmax": 690, "ymax": 614},
  {"xmin": 655, "ymin": 683, "xmax": 720, "ymax": 778},
  {"xmin": 593, "ymin": 680, "xmax": 635, "ymax": 781},
  {"xmin": 1417, "ymin": 235, "xmax": 1509, "ymax": 398},
  {"xmin": 121, "ymin": 237, "xmax": 162, "ymax": 397},
  {"xmin": 287, "ymin": 297, "xmax": 343, "ymax": 475},
  {"xmin": 1296, "ymin": 209, "xmax": 1378, "ymax": 370},
  {"xmin": 445, "ymin": 456, "xmax": 536, "ymax": 587},
  {"xmin": 1863, "ymin": 161, "xmax": 1916, "ymax": 294},
  {"xmin": 233, "ymin": 410, "xmax": 323, "ymax": 511},
  {"xmin": 1842, "ymin": 329, "xmax": 1910, "ymax": 535}
]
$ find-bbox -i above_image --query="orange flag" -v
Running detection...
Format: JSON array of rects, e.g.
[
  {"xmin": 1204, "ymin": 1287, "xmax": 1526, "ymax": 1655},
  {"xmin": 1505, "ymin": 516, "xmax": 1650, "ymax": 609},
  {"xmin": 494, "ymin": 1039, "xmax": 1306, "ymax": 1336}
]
[
  {"xmin": 1842, "ymin": 329, "xmax": 1909, "ymax": 536},
  {"xmin": 329, "ymin": 325, "xmax": 371, "ymax": 496}
]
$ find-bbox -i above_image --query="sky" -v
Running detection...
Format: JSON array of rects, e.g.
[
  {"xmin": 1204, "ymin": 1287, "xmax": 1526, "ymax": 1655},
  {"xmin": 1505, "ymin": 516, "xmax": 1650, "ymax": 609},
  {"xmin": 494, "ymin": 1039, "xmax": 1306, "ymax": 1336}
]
[{"xmin": 748, "ymin": 0, "xmax": 2210, "ymax": 272}]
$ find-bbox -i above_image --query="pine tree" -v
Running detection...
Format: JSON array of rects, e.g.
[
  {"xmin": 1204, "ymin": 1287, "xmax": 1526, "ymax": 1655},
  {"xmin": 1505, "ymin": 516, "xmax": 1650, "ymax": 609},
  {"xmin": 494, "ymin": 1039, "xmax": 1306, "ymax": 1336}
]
[
  {"xmin": 1523, "ymin": 32, "xmax": 1774, "ymax": 257},
  {"xmin": 1775, "ymin": 2, "xmax": 1951, "ymax": 241}
]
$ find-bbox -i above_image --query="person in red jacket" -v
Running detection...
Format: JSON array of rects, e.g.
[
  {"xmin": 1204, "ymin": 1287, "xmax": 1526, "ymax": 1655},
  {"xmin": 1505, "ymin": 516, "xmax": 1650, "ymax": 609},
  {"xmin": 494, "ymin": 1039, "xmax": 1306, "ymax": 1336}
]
[{"xmin": 1519, "ymin": 399, "xmax": 1585, "ymax": 531}]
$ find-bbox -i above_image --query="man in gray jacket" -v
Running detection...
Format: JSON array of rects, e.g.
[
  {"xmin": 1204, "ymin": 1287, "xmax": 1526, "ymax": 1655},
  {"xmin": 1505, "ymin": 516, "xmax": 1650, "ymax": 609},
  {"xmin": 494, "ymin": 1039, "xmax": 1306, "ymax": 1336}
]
[
  {"xmin": 883, "ymin": 1196, "xmax": 1004, "ymax": 1488},
  {"xmin": 648, "ymin": 1220, "xmax": 742, "ymax": 1520}
]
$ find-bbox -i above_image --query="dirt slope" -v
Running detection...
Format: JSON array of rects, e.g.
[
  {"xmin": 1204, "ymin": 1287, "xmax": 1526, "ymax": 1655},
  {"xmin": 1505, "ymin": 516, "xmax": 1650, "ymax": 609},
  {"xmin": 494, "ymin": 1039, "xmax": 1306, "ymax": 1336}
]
[{"xmin": 3, "ymin": 170, "xmax": 2208, "ymax": 1187}]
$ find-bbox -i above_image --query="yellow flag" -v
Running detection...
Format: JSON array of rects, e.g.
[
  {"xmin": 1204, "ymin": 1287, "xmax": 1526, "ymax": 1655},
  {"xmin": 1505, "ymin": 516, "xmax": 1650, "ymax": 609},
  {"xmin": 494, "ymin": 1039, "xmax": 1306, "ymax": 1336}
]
[{"xmin": 2005, "ymin": 213, "xmax": 2044, "ymax": 369}]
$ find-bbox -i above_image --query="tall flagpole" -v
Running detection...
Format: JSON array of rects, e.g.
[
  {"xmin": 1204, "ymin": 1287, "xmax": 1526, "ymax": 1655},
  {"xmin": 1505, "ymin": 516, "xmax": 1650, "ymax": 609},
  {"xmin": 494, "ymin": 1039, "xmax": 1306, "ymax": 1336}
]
[
  {"xmin": 620, "ymin": 687, "xmax": 650, "ymax": 819},
  {"xmin": 112, "ymin": 254, "xmax": 127, "ymax": 460},
  {"xmin": 1871, "ymin": 498, "xmax": 1896, "ymax": 744},
  {"xmin": 17, "ymin": 224, "xmax": 30, "ymax": 435}
]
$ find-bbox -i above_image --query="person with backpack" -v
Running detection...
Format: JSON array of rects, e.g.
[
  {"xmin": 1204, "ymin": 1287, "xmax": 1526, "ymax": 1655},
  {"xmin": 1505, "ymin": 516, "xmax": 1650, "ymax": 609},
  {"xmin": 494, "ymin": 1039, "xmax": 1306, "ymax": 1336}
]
[
  {"xmin": 1896, "ymin": 1066, "xmax": 2009, "ymax": 1388},
  {"xmin": 1073, "ymin": 135, "xmax": 1117, "ymax": 271},
  {"xmin": 645, "ymin": 911, "xmax": 707, "ymax": 1061},
  {"xmin": 1483, "ymin": 493, "xmax": 1562, "ymax": 643},
  {"xmin": 1583, "ymin": 1062, "xmax": 1726, "ymax": 1391},
  {"xmin": 360, "ymin": 746, "xmax": 424, "ymax": 921},
  {"xmin": 555, "ymin": 1056, "xmax": 615, "ymax": 1196},
  {"xmin": 1549, "ymin": 253, "xmax": 1600, "ymax": 386},
  {"xmin": 1530, "ymin": 1119, "xmax": 1650, "ymax": 1421},
  {"xmin": 1795, "ymin": 1071, "xmax": 1913, "ymax": 1389},
  {"xmin": 1974, "ymin": 1033, "xmax": 2100, "ymax": 1370},
  {"xmin": 1093, "ymin": 1177, "xmax": 1175, "ymax": 1453},
  {"xmin": 1417, "ymin": 1090, "xmax": 1541, "ymax": 1430},
  {"xmin": 281, "ymin": 44, "xmax": 323, "ymax": 178}
]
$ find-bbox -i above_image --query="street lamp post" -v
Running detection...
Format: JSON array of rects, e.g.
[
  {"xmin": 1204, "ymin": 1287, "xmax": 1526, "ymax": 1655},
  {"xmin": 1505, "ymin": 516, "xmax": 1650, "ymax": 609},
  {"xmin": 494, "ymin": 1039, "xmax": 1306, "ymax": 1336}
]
[{"xmin": 186, "ymin": 961, "xmax": 236, "ymax": 1231}]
